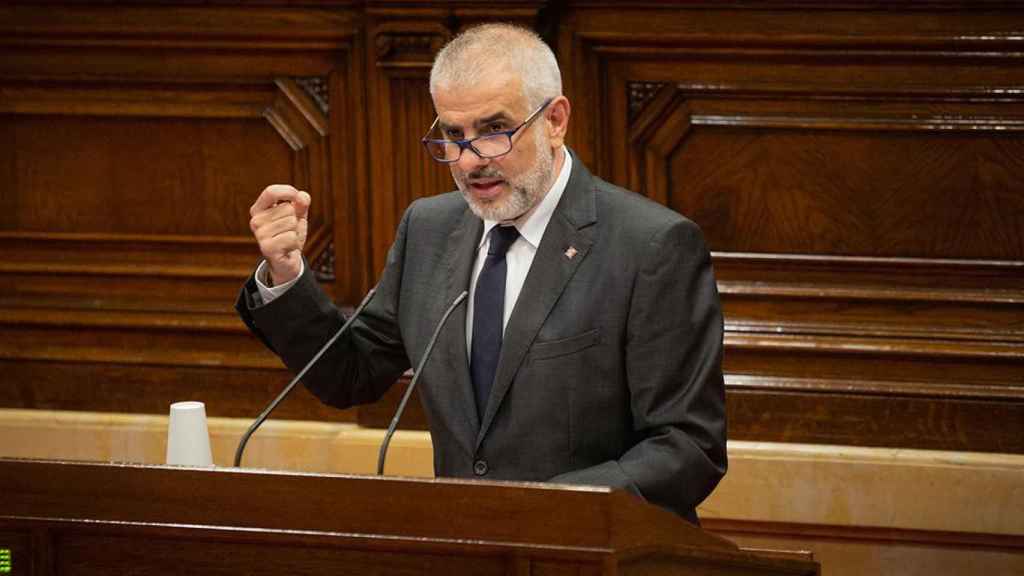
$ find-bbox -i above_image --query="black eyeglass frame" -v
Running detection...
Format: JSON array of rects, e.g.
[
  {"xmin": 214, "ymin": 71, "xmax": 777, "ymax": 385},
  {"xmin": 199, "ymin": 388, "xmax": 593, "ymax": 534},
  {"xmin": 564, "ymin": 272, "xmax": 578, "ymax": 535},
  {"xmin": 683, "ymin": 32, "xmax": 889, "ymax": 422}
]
[{"xmin": 421, "ymin": 98, "xmax": 554, "ymax": 164}]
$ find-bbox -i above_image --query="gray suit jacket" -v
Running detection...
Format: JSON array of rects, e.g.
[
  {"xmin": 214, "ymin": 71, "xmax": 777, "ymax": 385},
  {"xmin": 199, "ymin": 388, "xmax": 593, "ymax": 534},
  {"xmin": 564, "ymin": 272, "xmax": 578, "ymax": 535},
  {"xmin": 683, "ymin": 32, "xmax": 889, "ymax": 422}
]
[{"xmin": 237, "ymin": 155, "xmax": 727, "ymax": 523}]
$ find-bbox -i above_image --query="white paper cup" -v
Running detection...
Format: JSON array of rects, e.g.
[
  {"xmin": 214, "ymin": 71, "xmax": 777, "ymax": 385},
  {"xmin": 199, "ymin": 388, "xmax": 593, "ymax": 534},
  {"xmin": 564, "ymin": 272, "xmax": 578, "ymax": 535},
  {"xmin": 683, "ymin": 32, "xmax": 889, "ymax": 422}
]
[{"xmin": 166, "ymin": 401, "xmax": 214, "ymax": 467}]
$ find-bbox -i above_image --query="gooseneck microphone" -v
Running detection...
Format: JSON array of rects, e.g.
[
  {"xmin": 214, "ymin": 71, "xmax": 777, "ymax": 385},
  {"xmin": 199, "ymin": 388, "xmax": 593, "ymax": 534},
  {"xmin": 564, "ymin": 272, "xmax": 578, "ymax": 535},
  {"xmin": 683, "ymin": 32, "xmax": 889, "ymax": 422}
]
[
  {"xmin": 377, "ymin": 290, "xmax": 468, "ymax": 475},
  {"xmin": 234, "ymin": 287, "xmax": 378, "ymax": 467}
]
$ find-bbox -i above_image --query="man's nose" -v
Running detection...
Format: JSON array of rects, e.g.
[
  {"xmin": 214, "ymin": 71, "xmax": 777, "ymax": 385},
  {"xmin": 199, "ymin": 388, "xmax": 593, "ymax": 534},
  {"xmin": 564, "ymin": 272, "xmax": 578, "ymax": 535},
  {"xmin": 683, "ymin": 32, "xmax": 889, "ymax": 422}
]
[{"xmin": 455, "ymin": 145, "xmax": 489, "ymax": 173}]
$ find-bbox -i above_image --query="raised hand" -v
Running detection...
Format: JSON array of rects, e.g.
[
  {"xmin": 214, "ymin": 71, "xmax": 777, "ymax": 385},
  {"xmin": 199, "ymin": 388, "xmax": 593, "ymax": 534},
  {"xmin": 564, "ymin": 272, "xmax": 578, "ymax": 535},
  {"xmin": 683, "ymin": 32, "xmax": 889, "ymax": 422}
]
[{"xmin": 249, "ymin": 185, "xmax": 311, "ymax": 286}]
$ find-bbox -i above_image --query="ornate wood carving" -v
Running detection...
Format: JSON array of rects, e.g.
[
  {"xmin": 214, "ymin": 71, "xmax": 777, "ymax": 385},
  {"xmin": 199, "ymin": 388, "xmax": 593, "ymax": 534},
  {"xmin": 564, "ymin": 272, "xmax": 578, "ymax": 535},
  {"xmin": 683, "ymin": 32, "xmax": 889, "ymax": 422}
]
[
  {"xmin": 312, "ymin": 241, "xmax": 336, "ymax": 282},
  {"xmin": 376, "ymin": 33, "xmax": 447, "ymax": 67},
  {"xmin": 295, "ymin": 76, "xmax": 330, "ymax": 114},
  {"xmin": 627, "ymin": 81, "xmax": 666, "ymax": 121}
]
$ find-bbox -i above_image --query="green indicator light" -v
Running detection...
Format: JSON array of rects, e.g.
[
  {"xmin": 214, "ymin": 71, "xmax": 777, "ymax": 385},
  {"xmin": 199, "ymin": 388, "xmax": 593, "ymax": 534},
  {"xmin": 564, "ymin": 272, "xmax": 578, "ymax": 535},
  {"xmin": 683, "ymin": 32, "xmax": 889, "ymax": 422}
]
[{"xmin": 0, "ymin": 547, "xmax": 10, "ymax": 573}]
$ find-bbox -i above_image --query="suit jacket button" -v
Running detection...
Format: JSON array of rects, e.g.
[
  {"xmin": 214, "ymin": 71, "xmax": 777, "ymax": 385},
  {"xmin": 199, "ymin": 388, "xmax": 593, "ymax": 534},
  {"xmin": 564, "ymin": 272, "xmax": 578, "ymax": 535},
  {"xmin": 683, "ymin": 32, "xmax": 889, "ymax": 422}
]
[{"xmin": 473, "ymin": 459, "xmax": 488, "ymax": 476}]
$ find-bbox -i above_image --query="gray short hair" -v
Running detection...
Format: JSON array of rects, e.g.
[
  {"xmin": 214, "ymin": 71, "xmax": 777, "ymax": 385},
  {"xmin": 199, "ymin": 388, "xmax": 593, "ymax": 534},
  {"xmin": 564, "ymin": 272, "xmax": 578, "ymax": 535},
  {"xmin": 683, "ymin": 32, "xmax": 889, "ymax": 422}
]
[{"xmin": 430, "ymin": 23, "xmax": 562, "ymax": 110}]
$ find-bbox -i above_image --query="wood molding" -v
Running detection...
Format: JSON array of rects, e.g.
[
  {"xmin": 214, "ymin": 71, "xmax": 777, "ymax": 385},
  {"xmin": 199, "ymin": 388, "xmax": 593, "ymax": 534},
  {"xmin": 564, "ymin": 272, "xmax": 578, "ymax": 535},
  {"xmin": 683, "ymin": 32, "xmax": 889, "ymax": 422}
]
[
  {"xmin": 704, "ymin": 519, "xmax": 1024, "ymax": 554},
  {"xmin": 355, "ymin": 378, "xmax": 1024, "ymax": 453},
  {"xmin": 0, "ymin": 4, "xmax": 358, "ymax": 79},
  {"xmin": 560, "ymin": 1, "xmax": 1024, "ymax": 453},
  {"xmin": 1, "ymin": 79, "xmax": 335, "ymax": 291},
  {"xmin": 363, "ymin": 22, "xmax": 453, "ymax": 283},
  {"xmin": 0, "ymin": 1, "xmax": 360, "ymax": 421}
]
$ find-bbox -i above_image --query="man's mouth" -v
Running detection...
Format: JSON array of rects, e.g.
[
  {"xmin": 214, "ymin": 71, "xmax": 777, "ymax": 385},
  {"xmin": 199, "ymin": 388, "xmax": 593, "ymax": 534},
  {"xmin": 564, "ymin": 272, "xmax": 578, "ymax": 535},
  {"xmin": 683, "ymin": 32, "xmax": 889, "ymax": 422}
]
[{"xmin": 468, "ymin": 178, "xmax": 506, "ymax": 199}]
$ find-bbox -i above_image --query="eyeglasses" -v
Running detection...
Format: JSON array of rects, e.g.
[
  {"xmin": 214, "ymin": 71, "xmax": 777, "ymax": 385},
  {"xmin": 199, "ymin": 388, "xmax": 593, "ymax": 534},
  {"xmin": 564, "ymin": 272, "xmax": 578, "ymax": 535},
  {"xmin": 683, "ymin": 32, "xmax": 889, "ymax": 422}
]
[{"xmin": 422, "ymin": 98, "xmax": 553, "ymax": 164}]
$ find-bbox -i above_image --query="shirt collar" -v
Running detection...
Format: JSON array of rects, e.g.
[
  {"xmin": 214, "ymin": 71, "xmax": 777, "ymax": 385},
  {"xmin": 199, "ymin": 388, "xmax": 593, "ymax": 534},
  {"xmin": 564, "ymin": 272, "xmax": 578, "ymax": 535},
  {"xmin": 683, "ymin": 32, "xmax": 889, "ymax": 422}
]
[{"xmin": 479, "ymin": 145, "xmax": 573, "ymax": 249}]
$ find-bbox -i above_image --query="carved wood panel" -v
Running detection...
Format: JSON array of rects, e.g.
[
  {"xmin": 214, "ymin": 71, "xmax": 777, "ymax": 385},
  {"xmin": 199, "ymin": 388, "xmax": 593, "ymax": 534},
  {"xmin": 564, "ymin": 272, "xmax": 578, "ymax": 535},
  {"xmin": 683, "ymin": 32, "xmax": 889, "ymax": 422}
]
[
  {"xmin": 561, "ymin": 1, "xmax": 1024, "ymax": 452},
  {"xmin": 2, "ymin": 112, "xmax": 288, "ymax": 237},
  {"xmin": 1, "ymin": 79, "xmax": 333, "ymax": 303},
  {"xmin": 628, "ymin": 93, "xmax": 1024, "ymax": 260},
  {"xmin": 0, "ymin": 2, "xmax": 359, "ymax": 422}
]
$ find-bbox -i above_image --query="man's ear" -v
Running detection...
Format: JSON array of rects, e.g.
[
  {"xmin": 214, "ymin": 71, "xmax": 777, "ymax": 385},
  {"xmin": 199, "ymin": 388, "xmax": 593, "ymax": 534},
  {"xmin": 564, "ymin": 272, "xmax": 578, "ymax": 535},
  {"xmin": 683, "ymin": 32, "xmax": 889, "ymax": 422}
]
[{"xmin": 546, "ymin": 96, "xmax": 571, "ymax": 149}]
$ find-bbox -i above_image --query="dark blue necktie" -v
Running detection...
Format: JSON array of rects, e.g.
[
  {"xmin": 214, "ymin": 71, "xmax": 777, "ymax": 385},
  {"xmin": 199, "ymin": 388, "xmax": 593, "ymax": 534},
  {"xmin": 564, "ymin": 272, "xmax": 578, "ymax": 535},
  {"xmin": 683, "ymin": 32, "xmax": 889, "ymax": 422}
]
[{"xmin": 470, "ymin": 225, "xmax": 520, "ymax": 418}]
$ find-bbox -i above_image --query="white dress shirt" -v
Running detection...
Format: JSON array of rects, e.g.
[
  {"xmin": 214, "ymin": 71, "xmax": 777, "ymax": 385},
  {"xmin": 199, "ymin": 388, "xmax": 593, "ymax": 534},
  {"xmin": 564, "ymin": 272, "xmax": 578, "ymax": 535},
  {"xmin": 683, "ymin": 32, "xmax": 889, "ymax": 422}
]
[{"xmin": 256, "ymin": 146, "xmax": 574, "ymax": 360}]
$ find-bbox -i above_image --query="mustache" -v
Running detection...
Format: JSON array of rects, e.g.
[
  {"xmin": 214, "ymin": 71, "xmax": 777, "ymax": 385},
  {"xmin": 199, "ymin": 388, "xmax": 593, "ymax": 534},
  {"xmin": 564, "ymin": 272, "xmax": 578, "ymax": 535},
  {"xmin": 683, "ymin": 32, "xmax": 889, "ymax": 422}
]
[{"xmin": 466, "ymin": 167, "xmax": 505, "ymax": 180}]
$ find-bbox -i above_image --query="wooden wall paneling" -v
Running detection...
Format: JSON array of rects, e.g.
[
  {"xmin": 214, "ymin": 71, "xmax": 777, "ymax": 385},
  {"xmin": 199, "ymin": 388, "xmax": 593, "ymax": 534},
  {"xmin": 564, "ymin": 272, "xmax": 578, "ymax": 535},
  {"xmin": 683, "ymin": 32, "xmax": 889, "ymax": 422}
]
[
  {"xmin": 266, "ymin": 77, "xmax": 336, "ymax": 288},
  {"xmin": 357, "ymin": 378, "xmax": 1024, "ymax": 454},
  {"xmin": 0, "ymin": 361, "xmax": 354, "ymax": 422},
  {"xmin": 363, "ymin": 16, "xmax": 453, "ymax": 282},
  {"xmin": 560, "ymin": 2, "xmax": 1024, "ymax": 452},
  {"xmin": 3, "ymin": 0, "xmax": 1022, "ymax": 456},
  {"xmin": 659, "ymin": 106, "xmax": 1024, "ymax": 260},
  {"xmin": 558, "ymin": 6, "xmax": 602, "ymax": 173},
  {"xmin": 328, "ymin": 37, "xmax": 371, "ymax": 304},
  {"xmin": 0, "ymin": 4, "xmax": 357, "ymax": 80},
  {"xmin": 0, "ymin": 2, "xmax": 362, "ymax": 421},
  {"xmin": 725, "ymin": 388, "xmax": 1024, "ymax": 452}
]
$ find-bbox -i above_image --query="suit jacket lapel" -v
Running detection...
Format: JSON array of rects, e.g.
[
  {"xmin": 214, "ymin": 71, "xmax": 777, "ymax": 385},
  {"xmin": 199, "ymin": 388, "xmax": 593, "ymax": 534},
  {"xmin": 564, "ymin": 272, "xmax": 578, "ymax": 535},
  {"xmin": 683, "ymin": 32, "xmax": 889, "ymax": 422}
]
[
  {"xmin": 442, "ymin": 206, "xmax": 483, "ymax": 453},
  {"xmin": 476, "ymin": 155, "xmax": 598, "ymax": 448}
]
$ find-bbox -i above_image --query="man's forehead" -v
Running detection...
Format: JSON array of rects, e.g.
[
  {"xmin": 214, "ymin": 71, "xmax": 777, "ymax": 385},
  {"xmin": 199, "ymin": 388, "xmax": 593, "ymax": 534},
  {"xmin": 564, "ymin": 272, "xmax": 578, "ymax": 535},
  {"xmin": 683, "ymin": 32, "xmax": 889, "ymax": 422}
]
[{"xmin": 432, "ymin": 75, "xmax": 527, "ymax": 126}]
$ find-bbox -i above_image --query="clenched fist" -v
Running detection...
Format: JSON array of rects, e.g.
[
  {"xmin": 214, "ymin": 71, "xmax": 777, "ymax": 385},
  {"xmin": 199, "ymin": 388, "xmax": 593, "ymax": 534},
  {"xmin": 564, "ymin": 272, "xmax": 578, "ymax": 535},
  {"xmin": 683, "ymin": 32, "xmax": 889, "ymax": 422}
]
[{"xmin": 249, "ymin": 184, "xmax": 311, "ymax": 286}]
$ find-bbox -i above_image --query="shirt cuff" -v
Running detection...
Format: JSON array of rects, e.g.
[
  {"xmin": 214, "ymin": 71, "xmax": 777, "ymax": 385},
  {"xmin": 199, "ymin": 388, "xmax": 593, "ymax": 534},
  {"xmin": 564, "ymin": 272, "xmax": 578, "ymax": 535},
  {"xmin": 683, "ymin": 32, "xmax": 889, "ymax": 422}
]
[{"xmin": 255, "ymin": 260, "xmax": 304, "ymax": 305}]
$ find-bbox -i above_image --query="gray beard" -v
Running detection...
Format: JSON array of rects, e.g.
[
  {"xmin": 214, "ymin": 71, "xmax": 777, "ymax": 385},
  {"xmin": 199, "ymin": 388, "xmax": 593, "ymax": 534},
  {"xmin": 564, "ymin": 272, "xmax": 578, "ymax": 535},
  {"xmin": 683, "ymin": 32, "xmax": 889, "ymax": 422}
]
[{"xmin": 455, "ymin": 143, "xmax": 555, "ymax": 222}]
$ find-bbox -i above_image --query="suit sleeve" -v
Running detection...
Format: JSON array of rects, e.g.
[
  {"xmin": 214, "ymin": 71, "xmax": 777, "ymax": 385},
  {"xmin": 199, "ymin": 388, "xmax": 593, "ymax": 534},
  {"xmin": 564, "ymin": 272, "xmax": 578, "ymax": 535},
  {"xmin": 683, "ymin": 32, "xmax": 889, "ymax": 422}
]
[
  {"xmin": 550, "ymin": 218, "xmax": 727, "ymax": 523},
  {"xmin": 234, "ymin": 206, "xmax": 415, "ymax": 409}
]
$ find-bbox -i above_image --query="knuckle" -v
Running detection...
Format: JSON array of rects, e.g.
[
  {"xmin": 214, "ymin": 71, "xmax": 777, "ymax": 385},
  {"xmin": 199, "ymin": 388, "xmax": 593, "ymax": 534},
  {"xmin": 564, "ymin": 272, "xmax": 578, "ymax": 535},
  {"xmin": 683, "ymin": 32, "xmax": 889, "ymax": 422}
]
[{"xmin": 269, "ymin": 184, "xmax": 297, "ymax": 199}]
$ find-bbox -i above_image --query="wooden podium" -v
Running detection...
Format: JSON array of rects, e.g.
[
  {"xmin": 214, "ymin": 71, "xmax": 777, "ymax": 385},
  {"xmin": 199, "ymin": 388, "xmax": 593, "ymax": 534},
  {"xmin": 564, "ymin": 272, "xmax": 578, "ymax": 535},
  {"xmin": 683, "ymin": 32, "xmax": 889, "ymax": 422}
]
[{"xmin": 0, "ymin": 458, "xmax": 817, "ymax": 575}]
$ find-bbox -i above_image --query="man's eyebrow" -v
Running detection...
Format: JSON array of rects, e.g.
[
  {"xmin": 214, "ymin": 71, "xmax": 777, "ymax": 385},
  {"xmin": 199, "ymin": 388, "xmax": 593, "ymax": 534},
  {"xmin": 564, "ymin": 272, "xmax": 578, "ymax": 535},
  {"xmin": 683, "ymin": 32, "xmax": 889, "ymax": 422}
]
[
  {"xmin": 475, "ymin": 111, "xmax": 513, "ymax": 126},
  {"xmin": 437, "ymin": 111, "xmax": 514, "ymax": 132}
]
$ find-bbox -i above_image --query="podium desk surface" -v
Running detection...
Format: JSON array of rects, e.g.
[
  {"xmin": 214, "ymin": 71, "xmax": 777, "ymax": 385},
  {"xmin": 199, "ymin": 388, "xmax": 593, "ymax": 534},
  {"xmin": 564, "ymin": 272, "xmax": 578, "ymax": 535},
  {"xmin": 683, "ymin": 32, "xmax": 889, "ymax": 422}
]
[{"xmin": 1, "ymin": 458, "xmax": 818, "ymax": 576}]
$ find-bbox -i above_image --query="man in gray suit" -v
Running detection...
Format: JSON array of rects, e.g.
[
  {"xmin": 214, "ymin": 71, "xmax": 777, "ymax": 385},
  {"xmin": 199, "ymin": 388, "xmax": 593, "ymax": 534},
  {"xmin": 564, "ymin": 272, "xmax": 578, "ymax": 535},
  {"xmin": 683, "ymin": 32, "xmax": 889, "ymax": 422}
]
[{"xmin": 237, "ymin": 24, "xmax": 726, "ymax": 524}]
